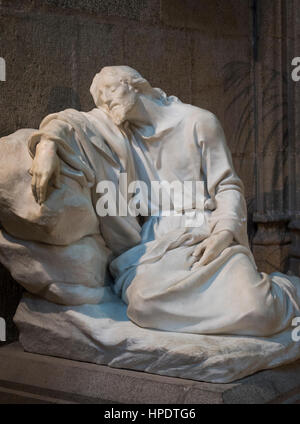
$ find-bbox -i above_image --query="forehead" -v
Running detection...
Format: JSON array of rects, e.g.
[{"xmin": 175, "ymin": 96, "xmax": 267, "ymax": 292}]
[{"xmin": 99, "ymin": 72, "xmax": 121, "ymax": 88}]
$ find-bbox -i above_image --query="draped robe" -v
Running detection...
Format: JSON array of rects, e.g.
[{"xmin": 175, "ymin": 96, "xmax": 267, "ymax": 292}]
[
  {"xmin": 0, "ymin": 107, "xmax": 141, "ymax": 305},
  {"xmin": 28, "ymin": 107, "xmax": 142, "ymax": 256},
  {"xmin": 27, "ymin": 101, "xmax": 300, "ymax": 337},
  {"xmin": 108, "ymin": 100, "xmax": 300, "ymax": 337}
]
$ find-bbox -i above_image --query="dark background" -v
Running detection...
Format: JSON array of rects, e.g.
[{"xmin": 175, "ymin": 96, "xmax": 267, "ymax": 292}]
[{"xmin": 0, "ymin": 0, "xmax": 300, "ymax": 341}]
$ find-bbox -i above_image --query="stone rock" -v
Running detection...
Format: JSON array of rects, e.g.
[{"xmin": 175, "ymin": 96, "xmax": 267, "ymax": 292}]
[
  {"xmin": 14, "ymin": 293, "xmax": 300, "ymax": 384},
  {"xmin": 1, "ymin": 342, "xmax": 300, "ymax": 403},
  {"xmin": 0, "ymin": 230, "xmax": 111, "ymax": 305},
  {"xmin": 0, "ymin": 129, "xmax": 99, "ymax": 245}
]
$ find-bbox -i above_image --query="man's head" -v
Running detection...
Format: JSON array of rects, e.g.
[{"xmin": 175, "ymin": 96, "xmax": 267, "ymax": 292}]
[{"xmin": 90, "ymin": 66, "xmax": 164, "ymax": 125}]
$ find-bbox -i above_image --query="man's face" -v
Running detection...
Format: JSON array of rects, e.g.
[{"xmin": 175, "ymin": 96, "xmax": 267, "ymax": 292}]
[{"xmin": 98, "ymin": 73, "xmax": 138, "ymax": 125}]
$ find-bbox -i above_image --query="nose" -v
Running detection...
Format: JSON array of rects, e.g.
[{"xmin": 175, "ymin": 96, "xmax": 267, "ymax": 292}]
[
  {"xmin": 101, "ymin": 92, "xmax": 109, "ymax": 106},
  {"xmin": 101, "ymin": 89, "xmax": 113, "ymax": 108}
]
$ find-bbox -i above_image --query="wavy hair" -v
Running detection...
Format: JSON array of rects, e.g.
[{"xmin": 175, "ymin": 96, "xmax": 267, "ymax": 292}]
[{"xmin": 90, "ymin": 66, "xmax": 179, "ymax": 108}]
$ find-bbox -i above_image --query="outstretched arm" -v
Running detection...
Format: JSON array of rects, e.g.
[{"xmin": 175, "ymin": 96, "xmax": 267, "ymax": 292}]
[
  {"xmin": 192, "ymin": 113, "xmax": 248, "ymax": 268},
  {"xmin": 29, "ymin": 115, "xmax": 94, "ymax": 204},
  {"xmin": 29, "ymin": 117, "xmax": 75, "ymax": 204},
  {"xmin": 30, "ymin": 138, "xmax": 60, "ymax": 204}
]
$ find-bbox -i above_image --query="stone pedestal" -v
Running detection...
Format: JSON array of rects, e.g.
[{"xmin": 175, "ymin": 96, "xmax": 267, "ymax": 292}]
[
  {"xmin": 13, "ymin": 294, "xmax": 300, "ymax": 385},
  {"xmin": 0, "ymin": 343, "xmax": 300, "ymax": 404}
]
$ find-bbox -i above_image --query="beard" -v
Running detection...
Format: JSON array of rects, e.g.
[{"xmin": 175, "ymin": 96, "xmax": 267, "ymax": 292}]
[{"xmin": 109, "ymin": 95, "xmax": 137, "ymax": 126}]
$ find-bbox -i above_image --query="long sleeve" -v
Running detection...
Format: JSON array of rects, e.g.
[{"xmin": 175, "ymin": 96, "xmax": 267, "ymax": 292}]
[
  {"xmin": 28, "ymin": 113, "xmax": 95, "ymax": 188},
  {"xmin": 197, "ymin": 113, "xmax": 249, "ymax": 248},
  {"xmin": 28, "ymin": 109, "xmax": 142, "ymax": 254}
]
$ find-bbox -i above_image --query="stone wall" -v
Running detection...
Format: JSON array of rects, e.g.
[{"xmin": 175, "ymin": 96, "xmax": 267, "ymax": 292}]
[
  {"xmin": 250, "ymin": 0, "xmax": 300, "ymax": 276},
  {"xmin": 0, "ymin": 0, "xmax": 254, "ymax": 196},
  {"xmin": 0, "ymin": 0, "xmax": 299, "ymax": 340}
]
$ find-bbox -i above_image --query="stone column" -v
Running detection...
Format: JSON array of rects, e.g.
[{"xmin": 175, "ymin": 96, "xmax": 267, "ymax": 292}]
[
  {"xmin": 251, "ymin": 0, "xmax": 297, "ymax": 274},
  {"xmin": 286, "ymin": 0, "xmax": 300, "ymax": 276}
]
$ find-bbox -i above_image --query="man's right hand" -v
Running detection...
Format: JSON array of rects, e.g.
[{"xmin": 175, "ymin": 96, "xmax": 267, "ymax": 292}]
[{"xmin": 30, "ymin": 139, "xmax": 61, "ymax": 205}]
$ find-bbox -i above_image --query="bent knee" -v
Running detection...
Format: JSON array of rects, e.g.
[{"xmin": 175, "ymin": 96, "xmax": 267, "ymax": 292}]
[{"xmin": 244, "ymin": 304, "xmax": 280, "ymax": 336}]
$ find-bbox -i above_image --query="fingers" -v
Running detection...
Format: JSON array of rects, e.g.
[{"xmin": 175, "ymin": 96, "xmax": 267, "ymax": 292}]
[
  {"xmin": 30, "ymin": 145, "xmax": 61, "ymax": 204},
  {"xmin": 191, "ymin": 260, "xmax": 202, "ymax": 271},
  {"xmin": 32, "ymin": 172, "xmax": 49, "ymax": 205},
  {"xmin": 31, "ymin": 166, "xmax": 61, "ymax": 205},
  {"xmin": 191, "ymin": 241, "xmax": 221, "ymax": 270},
  {"xmin": 197, "ymin": 246, "xmax": 218, "ymax": 267},
  {"xmin": 191, "ymin": 232, "xmax": 234, "ymax": 271},
  {"xmin": 192, "ymin": 239, "xmax": 207, "ymax": 257},
  {"xmin": 191, "ymin": 246, "xmax": 215, "ymax": 270},
  {"xmin": 38, "ymin": 175, "xmax": 50, "ymax": 204},
  {"xmin": 191, "ymin": 239, "xmax": 208, "ymax": 270},
  {"xmin": 191, "ymin": 244, "xmax": 208, "ymax": 271},
  {"xmin": 31, "ymin": 174, "xmax": 38, "ymax": 203}
]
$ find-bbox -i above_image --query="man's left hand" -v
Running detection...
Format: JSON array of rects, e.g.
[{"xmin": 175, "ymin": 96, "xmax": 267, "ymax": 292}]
[{"xmin": 191, "ymin": 230, "xmax": 233, "ymax": 270}]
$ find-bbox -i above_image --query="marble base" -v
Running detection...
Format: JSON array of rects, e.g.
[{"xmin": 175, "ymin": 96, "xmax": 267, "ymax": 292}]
[
  {"xmin": 1, "ymin": 342, "xmax": 300, "ymax": 404},
  {"xmin": 13, "ymin": 291, "xmax": 300, "ymax": 384}
]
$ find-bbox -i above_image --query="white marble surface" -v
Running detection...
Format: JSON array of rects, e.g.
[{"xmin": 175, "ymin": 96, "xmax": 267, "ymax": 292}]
[
  {"xmin": 15, "ymin": 292, "xmax": 300, "ymax": 384},
  {"xmin": 0, "ymin": 129, "xmax": 99, "ymax": 246},
  {"xmin": 2, "ymin": 66, "xmax": 300, "ymax": 383},
  {"xmin": 0, "ymin": 230, "xmax": 111, "ymax": 305}
]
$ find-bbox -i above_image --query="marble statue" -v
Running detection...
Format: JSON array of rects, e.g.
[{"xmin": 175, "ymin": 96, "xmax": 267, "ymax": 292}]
[{"xmin": 0, "ymin": 66, "xmax": 300, "ymax": 383}]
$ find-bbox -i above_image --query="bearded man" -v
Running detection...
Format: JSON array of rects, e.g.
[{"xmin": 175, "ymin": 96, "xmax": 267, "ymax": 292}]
[{"xmin": 30, "ymin": 66, "xmax": 300, "ymax": 337}]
